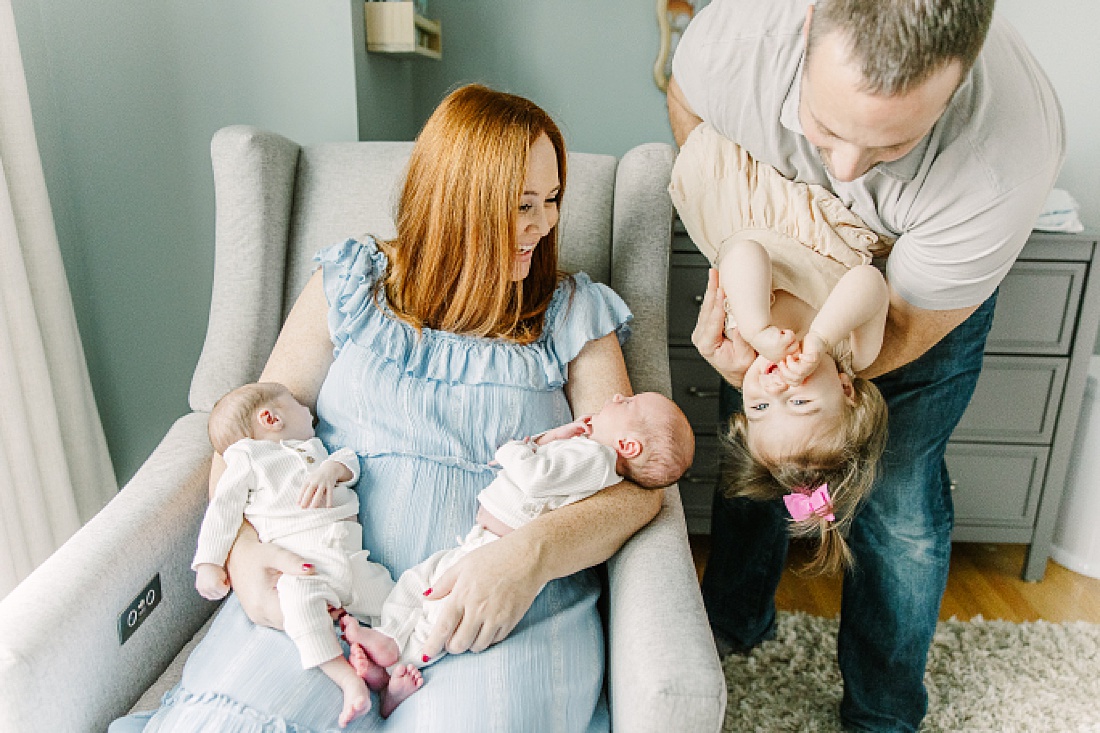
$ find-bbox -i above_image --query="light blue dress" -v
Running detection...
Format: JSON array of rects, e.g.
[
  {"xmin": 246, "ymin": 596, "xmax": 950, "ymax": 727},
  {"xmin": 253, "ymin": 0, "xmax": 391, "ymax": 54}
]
[{"xmin": 129, "ymin": 237, "xmax": 632, "ymax": 733}]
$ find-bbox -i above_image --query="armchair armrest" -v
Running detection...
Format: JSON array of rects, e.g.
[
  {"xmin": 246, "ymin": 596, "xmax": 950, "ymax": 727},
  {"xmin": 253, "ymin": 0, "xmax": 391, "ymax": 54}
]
[
  {"xmin": 0, "ymin": 412, "xmax": 218, "ymax": 733},
  {"xmin": 605, "ymin": 141, "xmax": 726, "ymax": 731},
  {"xmin": 605, "ymin": 485, "xmax": 727, "ymax": 732}
]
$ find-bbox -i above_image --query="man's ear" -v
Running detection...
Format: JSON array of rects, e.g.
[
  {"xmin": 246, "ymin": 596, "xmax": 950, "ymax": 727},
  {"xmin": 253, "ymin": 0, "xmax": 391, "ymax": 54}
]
[{"xmin": 616, "ymin": 437, "xmax": 643, "ymax": 460}]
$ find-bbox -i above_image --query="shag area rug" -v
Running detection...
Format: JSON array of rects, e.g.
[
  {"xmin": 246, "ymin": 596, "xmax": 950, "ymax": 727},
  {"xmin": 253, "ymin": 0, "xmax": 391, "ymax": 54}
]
[{"xmin": 723, "ymin": 611, "xmax": 1100, "ymax": 732}]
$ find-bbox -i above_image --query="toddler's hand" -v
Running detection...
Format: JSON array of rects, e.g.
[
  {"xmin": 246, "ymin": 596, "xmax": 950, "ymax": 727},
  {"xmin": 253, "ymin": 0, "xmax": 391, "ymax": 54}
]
[
  {"xmin": 195, "ymin": 563, "xmax": 230, "ymax": 600},
  {"xmin": 778, "ymin": 332, "xmax": 828, "ymax": 385},
  {"xmin": 746, "ymin": 325, "xmax": 798, "ymax": 365},
  {"xmin": 299, "ymin": 461, "xmax": 342, "ymax": 508}
]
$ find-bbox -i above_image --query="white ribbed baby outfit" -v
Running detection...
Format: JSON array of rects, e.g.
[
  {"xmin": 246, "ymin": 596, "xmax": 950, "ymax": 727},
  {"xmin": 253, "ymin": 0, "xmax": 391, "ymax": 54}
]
[
  {"xmin": 376, "ymin": 435, "xmax": 621, "ymax": 667},
  {"xmin": 193, "ymin": 437, "xmax": 395, "ymax": 668}
]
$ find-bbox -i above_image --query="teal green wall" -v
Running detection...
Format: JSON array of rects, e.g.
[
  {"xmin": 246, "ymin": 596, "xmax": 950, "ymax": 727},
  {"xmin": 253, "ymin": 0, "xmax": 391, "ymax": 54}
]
[
  {"xmin": 12, "ymin": 0, "xmax": 418, "ymax": 484},
  {"xmin": 413, "ymin": 1, "xmax": 675, "ymax": 157}
]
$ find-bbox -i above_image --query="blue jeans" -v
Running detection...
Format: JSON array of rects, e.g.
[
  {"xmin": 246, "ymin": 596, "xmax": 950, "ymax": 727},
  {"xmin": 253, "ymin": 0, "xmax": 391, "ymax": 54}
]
[{"xmin": 701, "ymin": 292, "xmax": 997, "ymax": 732}]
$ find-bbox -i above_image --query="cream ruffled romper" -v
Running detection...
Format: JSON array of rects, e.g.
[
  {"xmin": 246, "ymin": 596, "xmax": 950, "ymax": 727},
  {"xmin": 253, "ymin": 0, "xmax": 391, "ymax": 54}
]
[{"xmin": 669, "ymin": 123, "xmax": 890, "ymax": 313}]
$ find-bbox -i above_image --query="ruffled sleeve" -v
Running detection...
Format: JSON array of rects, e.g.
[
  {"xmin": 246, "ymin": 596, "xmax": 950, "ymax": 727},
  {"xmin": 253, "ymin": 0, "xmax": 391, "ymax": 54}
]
[
  {"xmin": 313, "ymin": 237, "xmax": 388, "ymax": 355},
  {"xmin": 546, "ymin": 273, "xmax": 633, "ymax": 368},
  {"xmin": 311, "ymin": 242, "xmax": 631, "ymax": 391}
]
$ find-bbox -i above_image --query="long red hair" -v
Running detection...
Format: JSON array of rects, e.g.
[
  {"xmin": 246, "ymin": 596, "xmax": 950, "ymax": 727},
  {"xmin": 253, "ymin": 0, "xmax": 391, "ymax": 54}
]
[{"xmin": 380, "ymin": 84, "xmax": 567, "ymax": 344}]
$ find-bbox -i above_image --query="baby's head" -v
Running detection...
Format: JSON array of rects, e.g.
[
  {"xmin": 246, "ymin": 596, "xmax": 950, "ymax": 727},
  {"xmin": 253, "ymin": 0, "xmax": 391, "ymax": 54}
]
[
  {"xmin": 208, "ymin": 382, "xmax": 316, "ymax": 454},
  {"xmin": 585, "ymin": 392, "xmax": 695, "ymax": 489},
  {"xmin": 725, "ymin": 352, "xmax": 887, "ymax": 574}
]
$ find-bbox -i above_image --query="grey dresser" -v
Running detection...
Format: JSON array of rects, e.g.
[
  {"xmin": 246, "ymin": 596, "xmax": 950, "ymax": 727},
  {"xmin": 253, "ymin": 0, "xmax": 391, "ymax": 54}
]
[{"xmin": 669, "ymin": 222, "xmax": 1100, "ymax": 581}]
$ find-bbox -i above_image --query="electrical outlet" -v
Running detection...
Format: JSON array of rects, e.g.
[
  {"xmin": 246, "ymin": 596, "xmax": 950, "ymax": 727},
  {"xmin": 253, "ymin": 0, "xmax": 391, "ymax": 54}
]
[{"xmin": 118, "ymin": 574, "xmax": 162, "ymax": 645}]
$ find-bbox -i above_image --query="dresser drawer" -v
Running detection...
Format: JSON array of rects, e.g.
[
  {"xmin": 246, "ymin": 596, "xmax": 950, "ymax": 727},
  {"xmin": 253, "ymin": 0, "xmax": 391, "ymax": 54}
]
[
  {"xmin": 952, "ymin": 356, "xmax": 1066, "ymax": 443},
  {"xmin": 679, "ymin": 433, "xmax": 720, "ymax": 534},
  {"xmin": 946, "ymin": 443, "xmax": 1047, "ymax": 527},
  {"xmin": 669, "ymin": 252, "xmax": 710, "ymax": 344},
  {"xmin": 986, "ymin": 261, "xmax": 1085, "ymax": 355},
  {"xmin": 670, "ymin": 347, "xmax": 724, "ymax": 433}
]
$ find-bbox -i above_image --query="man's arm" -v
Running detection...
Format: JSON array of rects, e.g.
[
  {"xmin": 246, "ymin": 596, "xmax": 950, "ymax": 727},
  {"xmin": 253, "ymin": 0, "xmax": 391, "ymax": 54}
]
[
  {"xmin": 667, "ymin": 75, "xmax": 703, "ymax": 147},
  {"xmin": 861, "ymin": 284, "xmax": 979, "ymax": 378}
]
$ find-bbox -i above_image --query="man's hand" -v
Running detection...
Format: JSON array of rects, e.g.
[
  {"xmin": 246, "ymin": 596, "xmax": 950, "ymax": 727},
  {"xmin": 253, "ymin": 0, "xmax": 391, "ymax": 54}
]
[{"xmin": 692, "ymin": 269, "xmax": 757, "ymax": 389}]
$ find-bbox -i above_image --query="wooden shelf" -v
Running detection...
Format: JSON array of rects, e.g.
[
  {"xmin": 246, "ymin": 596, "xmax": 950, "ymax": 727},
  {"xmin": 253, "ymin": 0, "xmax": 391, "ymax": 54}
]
[{"xmin": 364, "ymin": 2, "xmax": 441, "ymax": 59}]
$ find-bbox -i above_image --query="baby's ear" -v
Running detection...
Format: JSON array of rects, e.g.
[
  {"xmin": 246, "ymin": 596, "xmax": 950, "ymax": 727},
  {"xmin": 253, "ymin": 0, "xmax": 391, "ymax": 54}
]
[
  {"xmin": 616, "ymin": 437, "xmax": 643, "ymax": 459},
  {"xmin": 257, "ymin": 407, "xmax": 282, "ymax": 431}
]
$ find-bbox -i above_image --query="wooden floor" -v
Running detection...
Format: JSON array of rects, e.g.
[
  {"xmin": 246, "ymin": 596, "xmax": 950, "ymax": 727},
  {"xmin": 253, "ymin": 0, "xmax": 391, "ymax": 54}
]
[{"xmin": 690, "ymin": 535, "xmax": 1100, "ymax": 623}]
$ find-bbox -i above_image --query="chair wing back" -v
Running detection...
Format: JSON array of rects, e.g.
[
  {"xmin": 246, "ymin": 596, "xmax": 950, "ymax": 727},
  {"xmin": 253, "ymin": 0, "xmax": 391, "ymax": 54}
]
[{"xmin": 190, "ymin": 125, "xmax": 670, "ymax": 412}]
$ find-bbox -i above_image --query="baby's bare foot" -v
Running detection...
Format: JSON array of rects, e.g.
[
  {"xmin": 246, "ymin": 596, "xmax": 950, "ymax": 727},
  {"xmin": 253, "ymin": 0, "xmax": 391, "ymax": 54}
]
[
  {"xmin": 337, "ymin": 676, "xmax": 371, "ymax": 728},
  {"xmin": 748, "ymin": 326, "xmax": 797, "ymax": 364},
  {"xmin": 341, "ymin": 614, "xmax": 400, "ymax": 668},
  {"xmin": 380, "ymin": 664, "xmax": 424, "ymax": 719},
  {"xmin": 349, "ymin": 642, "xmax": 391, "ymax": 691}
]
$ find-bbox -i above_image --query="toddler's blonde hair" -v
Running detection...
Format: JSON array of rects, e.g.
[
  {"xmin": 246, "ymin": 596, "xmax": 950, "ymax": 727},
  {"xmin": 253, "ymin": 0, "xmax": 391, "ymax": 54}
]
[
  {"xmin": 208, "ymin": 382, "xmax": 291, "ymax": 454},
  {"xmin": 723, "ymin": 356, "xmax": 887, "ymax": 575}
]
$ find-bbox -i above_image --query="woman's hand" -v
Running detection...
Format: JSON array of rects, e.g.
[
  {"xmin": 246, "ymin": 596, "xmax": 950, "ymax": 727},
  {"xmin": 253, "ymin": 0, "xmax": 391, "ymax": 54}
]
[
  {"xmin": 418, "ymin": 534, "xmax": 545, "ymax": 658},
  {"xmin": 692, "ymin": 269, "xmax": 757, "ymax": 389},
  {"xmin": 225, "ymin": 522, "xmax": 314, "ymax": 629}
]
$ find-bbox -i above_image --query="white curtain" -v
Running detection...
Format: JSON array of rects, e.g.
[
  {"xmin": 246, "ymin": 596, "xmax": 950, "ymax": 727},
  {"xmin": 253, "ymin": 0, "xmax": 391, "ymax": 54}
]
[{"xmin": 0, "ymin": 0, "xmax": 117, "ymax": 598}]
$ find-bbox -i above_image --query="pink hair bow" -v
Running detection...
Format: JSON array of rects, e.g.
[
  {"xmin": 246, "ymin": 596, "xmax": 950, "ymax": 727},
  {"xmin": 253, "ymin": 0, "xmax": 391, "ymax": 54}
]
[{"xmin": 783, "ymin": 484, "xmax": 835, "ymax": 522}]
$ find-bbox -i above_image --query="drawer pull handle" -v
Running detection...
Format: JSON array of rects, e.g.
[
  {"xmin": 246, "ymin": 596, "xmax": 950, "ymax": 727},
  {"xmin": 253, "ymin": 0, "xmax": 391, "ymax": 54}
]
[
  {"xmin": 680, "ymin": 471, "xmax": 711, "ymax": 484},
  {"xmin": 687, "ymin": 386, "xmax": 720, "ymax": 399},
  {"xmin": 694, "ymin": 295, "xmax": 704, "ymax": 305}
]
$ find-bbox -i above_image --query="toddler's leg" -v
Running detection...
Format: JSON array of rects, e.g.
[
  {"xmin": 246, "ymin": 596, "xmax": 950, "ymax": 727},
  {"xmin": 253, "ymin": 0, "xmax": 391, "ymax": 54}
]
[{"xmin": 717, "ymin": 239, "xmax": 795, "ymax": 363}]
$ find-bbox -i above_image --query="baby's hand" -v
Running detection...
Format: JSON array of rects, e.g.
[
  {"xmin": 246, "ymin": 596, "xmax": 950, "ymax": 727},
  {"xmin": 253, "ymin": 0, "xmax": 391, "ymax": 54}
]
[
  {"xmin": 195, "ymin": 563, "xmax": 230, "ymax": 600},
  {"xmin": 745, "ymin": 325, "xmax": 798, "ymax": 365},
  {"xmin": 299, "ymin": 461, "xmax": 343, "ymax": 508},
  {"xmin": 534, "ymin": 419, "xmax": 589, "ymax": 446}
]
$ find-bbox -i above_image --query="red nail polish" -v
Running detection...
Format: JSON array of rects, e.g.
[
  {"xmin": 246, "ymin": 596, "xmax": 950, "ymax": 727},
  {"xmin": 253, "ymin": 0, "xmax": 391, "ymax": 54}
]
[
  {"xmin": 422, "ymin": 654, "xmax": 430, "ymax": 663},
  {"xmin": 423, "ymin": 587, "xmax": 432, "ymax": 596},
  {"xmin": 302, "ymin": 563, "xmax": 313, "ymax": 570}
]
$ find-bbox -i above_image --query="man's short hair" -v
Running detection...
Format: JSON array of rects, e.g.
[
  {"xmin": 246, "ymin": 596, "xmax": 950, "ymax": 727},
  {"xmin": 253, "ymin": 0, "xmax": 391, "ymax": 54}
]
[{"xmin": 808, "ymin": 0, "xmax": 995, "ymax": 95}]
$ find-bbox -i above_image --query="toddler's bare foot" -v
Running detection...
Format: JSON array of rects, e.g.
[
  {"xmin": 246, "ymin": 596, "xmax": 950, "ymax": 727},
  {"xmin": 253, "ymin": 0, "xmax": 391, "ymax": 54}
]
[
  {"xmin": 747, "ymin": 325, "xmax": 797, "ymax": 364},
  {"xmin": 380, "ymin": 664, "xmax": 424, "ymax": 719},
  {"xmin": 349, "ymin": 642, "xmax": 391, "ymax": 691},
  {"xmin": 341, "ymin": 614, "xmax": 400, "ymax": 668}
]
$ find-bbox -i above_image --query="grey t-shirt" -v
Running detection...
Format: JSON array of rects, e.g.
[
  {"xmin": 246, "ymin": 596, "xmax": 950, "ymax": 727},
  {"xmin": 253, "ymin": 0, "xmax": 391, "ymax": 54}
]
[{"xmin": 672, "ymin": 0, "xmax": 1065, "ymax": 310}]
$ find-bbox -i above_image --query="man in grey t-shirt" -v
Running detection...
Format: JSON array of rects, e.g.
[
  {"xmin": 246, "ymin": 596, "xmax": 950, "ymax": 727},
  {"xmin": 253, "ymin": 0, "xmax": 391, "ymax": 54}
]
[{"xmin": 668, "ymin": 1, "xmax": 1063, "ymax": 730}]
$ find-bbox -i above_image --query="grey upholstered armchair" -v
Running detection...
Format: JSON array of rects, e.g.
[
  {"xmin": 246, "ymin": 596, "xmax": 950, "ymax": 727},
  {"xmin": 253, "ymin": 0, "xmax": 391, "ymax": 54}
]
[{"xmin": 0, "ymin": 126, "xmax": 727, "ymax": 733}]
